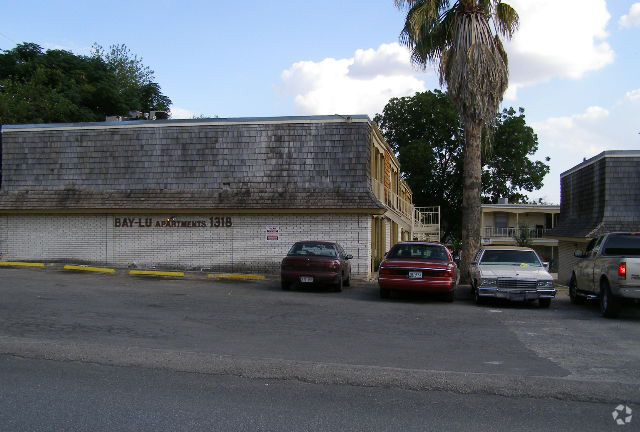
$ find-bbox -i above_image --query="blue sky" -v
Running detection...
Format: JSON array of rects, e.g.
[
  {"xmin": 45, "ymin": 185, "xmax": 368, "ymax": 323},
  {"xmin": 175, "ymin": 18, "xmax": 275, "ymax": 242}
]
[{"xmin": 2, "ymin": 0, "xmax": 640, "ymax": 203}]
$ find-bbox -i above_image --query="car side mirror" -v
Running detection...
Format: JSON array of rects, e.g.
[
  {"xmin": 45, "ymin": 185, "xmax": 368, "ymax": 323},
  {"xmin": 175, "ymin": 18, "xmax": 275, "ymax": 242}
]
[
  {"xmin": 345, "ymin": 254, "xmax": 353, "ymax": 260},
  {"xmin": 543, "ymin": 262, "xmax": 550, "ymax": 270},
  {"xmin": 574, "ymin": 250, "xmax": 585, "ymax": 258}
]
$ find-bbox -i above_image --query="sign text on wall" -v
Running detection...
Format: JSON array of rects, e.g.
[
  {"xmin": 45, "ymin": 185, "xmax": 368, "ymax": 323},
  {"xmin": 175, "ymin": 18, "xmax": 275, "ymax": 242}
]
[{"xmin": 114, "ymin": 217, "xmax": 233, "ymax": 228}]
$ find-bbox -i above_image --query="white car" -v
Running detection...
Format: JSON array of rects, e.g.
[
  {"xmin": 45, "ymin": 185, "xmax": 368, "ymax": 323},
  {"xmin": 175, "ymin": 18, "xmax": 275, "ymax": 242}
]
[{"xmin": 469, "ymin": 246, "xmax": 556, "ymax": 307}]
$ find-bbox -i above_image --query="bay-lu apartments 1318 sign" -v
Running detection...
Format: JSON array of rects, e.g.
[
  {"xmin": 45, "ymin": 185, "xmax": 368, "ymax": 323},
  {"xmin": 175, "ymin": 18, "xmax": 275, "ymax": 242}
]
[{"xmin": 266, "ymin": 226, "xmax": 279, "ymax": 241}]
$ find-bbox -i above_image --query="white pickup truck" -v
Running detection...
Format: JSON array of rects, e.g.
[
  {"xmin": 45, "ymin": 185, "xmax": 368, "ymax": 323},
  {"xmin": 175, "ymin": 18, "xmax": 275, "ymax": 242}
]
[{"xmin": 570, "ymin": 232, "xmax": 640, "ymax": 318}]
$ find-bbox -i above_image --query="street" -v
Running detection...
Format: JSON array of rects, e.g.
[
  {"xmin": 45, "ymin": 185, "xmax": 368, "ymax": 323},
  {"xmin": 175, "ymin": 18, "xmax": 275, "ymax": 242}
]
[{"xmin": 1, "ymin": 268, "xmax": 639, "ymax": 431}]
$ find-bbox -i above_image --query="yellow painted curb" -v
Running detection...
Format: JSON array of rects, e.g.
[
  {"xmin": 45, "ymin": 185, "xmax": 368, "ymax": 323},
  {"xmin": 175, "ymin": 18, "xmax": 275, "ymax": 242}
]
[
  {"xmin": 63, "ymin": 265, "xmax": 116, "ymax": 274},
  {"xmin": 0, "ymin": 261, "xmax": 45, "ymax": 268},
  {"xmin": 208, "ymin": 273, "xmax": 266, "ymax": 281},
  {"xmin": 129, "ymin": 270, "xmax": 185, "ymax": 277}
]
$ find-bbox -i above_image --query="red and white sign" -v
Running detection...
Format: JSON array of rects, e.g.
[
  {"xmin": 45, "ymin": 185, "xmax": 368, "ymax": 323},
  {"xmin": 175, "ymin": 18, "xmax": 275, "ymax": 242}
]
[{"xmin": 265, "ymin": 226, "xmax": 280, "ymax": 241}]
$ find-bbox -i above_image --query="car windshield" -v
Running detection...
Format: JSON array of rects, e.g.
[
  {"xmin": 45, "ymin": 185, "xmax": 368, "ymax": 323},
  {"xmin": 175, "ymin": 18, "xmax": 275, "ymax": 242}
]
[
  {"xmin": 479, "ymin": 250, "xmax": 542, "ymax": 266},
  {"xmin": 288, "ymin": 242, "xmax": 337, "ymax": 258},
  {"xmin": 387, "ymin": 244, "xmax": 448, "ymax": 261},
  {"xmin": 602, "ymin": 234, "xmax": 640, "ymax": 256}
]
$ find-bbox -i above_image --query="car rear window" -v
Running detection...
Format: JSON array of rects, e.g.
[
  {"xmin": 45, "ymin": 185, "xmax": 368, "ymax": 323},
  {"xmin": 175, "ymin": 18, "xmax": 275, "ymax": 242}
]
[
  {"xmin": 602, "ymin": 234, "xmax": 640, "ymax": 256},
  {"xmin": 387, "ymin": 244, "xmax": 449, "ymax": 261},
  {"xmin": 479, "ymin": 250, "xmax": 542, "ymax": 266},
  {"xmin": 288, "ymin": 242, "xmax": 337, "ymax": 258}
]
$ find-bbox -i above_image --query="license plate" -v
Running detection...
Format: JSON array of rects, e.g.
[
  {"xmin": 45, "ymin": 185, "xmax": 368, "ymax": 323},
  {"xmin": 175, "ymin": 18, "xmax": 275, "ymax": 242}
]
[
  {"xmin": 408, "ymin": 271, "xmax": 422, "ymax": 279},
  {"xmin": 300, "ymin": 276, "xmax": 313, "ymax": 283}
]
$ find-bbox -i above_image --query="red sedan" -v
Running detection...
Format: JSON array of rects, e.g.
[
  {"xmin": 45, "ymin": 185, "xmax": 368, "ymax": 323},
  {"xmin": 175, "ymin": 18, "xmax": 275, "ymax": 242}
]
[
  {"xmin": 378, "ymin": 241, "xmax": 457, "ymax": 301},
  {"xmin": 281, "ymin": 241, "xmax": 352, "ymax": 292}
]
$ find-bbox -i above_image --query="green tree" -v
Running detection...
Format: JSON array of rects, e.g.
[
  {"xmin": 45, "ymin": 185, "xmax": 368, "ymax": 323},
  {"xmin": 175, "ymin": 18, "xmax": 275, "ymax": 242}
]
[
  {"xmin": 375, "ymin": 90, "xmax": 549, "ymax": 241},
  {"xmin": 0, "ymin": 42, "xmax": 171, "ymax": 124},
  {"xmin": 394, "ymin": 0, "xmax": 519, "ymax": 282},
  {"xmin": 513, "ymin": 224, "xmax": 533, "ymax": 248}
]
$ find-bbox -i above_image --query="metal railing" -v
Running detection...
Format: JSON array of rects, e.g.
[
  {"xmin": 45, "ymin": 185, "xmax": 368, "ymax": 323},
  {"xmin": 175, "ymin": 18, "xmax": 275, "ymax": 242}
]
[
  {"xmin": 414, "ymin": 206, "xmax": 440, "ymax": 227},
  {"xmin": 483, "ymin": 226, "xmax": 549, "ymax": 239},
  {"xmin": 371, "ymin": 179, "xmax": 413, "ymax": 219}
]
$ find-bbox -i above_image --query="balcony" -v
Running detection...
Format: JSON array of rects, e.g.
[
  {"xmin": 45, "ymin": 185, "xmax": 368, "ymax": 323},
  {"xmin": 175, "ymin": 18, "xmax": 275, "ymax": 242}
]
[
  {"xmin": 371, "ymin": 178, "xmax": 413, "ymax": 220},
  {"xmin": 482, "ymin": 226, "xmax": 550, "ymax": 239}
]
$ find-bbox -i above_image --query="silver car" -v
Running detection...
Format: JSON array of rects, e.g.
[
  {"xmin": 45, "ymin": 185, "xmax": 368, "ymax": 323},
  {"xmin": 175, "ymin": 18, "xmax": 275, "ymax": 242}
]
[{"xmin": 469, "ymin": 246, "xmax": 556, "ymax": 307}]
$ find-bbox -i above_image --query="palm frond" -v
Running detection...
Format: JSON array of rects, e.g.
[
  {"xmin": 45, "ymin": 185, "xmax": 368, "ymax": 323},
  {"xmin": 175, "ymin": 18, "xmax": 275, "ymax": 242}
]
[
  {"xmin": 399, "ymin": 0, "xmax": 456, "ymax": 66},
  {"xmin": 442, "ymin": 12, "xmax": 508, "ymax": 123},
  {"xmin": 495, "ymin": 2, "xmax": 519, "ymax": 38}
]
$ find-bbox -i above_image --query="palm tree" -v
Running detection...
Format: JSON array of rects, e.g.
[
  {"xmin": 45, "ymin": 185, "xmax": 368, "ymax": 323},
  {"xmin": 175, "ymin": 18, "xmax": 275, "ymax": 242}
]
[{"xmin": 394, "ymin": 0, "xmax": 519, "ymax": 282}]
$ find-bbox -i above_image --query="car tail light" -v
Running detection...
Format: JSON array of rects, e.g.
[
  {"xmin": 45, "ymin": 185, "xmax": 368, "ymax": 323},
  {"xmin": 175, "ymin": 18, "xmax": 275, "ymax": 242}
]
[
  {"xmin": 378, "ymin": 267, "xmax": 391, "ymax": 276},
  {"xmin": 618, "ymin": 262, "xmax": 626, "ymax": 279}
]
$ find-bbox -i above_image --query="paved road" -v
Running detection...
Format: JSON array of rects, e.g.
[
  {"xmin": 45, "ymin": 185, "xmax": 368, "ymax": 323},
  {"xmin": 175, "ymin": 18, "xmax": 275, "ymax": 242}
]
[
  {"xmin": 1, "ymin": 268, "xmax": 639, "ymax": 430},
  {"xmin": 0, "ymin": 355, "xmax": 627, "ymax": 432}
]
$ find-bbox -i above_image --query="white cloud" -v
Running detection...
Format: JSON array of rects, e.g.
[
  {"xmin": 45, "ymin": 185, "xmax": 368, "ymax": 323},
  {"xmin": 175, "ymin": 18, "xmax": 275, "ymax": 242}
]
[
  {"xmin": 42, "ymin": 42, "xmax": 92, "ymax": 56},
  {"xmin": 625, "ymin": 88, "xmax": 640, "ymax": 101},
  {"xmin": 170, "ymin": 107, "xmax": 196, "ymax": 119},
  {"xmin": 619, "ymin": 2, "xmax": 640, "ymax": 27},
  {"xmin": 504, "ymin": 0, "xmax": 614, "ymax": 99},
  {"xmin": 530, "ymin": 95, "xmax": 640, "ymax": 203},
  {"xmin": 279, "ymin": 43, "xmax": 428, "ymax": 116}
]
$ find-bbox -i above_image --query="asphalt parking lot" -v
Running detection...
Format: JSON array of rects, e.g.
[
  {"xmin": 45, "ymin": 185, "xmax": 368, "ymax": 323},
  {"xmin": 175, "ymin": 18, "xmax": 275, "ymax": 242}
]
[{"xmin": 1, "ymin": 267, "xmax": 639, "ymax": 404}]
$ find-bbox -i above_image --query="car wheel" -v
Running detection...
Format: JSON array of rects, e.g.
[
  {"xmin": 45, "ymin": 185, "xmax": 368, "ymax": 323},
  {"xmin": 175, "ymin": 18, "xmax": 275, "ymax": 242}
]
[
  {"xmin": 539, "ymin": 298, "xmax": 551, "ymax": 308},
  {"xmin": 344, "ymin": 271, "xmax": 351, "ymax": 287},
  {"xmin": 379, "ymin": 287, "xmax": 391, "ymax": 299},
  {"xmin": 474, "ymin": 286, "xmax": 486, "ymax": 305},
  {"xmin": 568, "ymin": 274, "xmax": 584, "ymax": 305},
  {"xmin": 600, "ymin": 279, "xmax": 621, "ymax": 318},
  {"xmin": 443, "ymin": 290, "xmax": 454, "ymax": 303},
  {"xmin": 281, "ymin": 279, "xmax": 290, "ymax": 291},
  {"xmin": 333, "ymin": 276, "xmax": 343, "ymax": 293}
]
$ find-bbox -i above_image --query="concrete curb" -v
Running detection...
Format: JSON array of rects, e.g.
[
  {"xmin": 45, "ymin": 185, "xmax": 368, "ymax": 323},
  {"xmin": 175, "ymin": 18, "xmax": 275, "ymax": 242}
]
[
  {"xmin": 208, "ymin": 273, "xmax": 266, "ymax": 281},
  {"xmin": 1, "ymin": 261, "xmax": 269, "ymax": 282},
  {"xmin": 129, "ymin": 270, "xmax": 185, "ymax": 277},
  {"xmin": 0, "ymin": 261, "xmax": 45, "ymax": 268},
  {"xmin": 63, "ymin": 265, "xmax": 116, "ymax": 274}
]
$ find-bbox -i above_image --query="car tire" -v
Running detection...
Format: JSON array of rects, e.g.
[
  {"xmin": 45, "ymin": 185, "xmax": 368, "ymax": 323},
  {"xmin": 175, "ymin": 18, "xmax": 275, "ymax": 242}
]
[
  {"xmin": 569, "ymin": 274, "xmax": 584, "ymax": 305},
  {"xmin": 600, "ymin": 279, "xmax": 621, "ymax": 318},
  {"xmin": 344, "ymin": 272, "xmax": 351, "ymax": 287},
  {"xmin": 379, "ymin": 287, "xmax": 391, "ymax": 299},
  {"xmin": 539, "ymin": 298, "xmax": 551, "ymax": 308},
  {"xmin": 333, "ymin": 276, "xmax": 343, "ymax": 293},
  {"xmin": 281, "ymin": 279, "xmax": 290, "ymax": 291},
  {"xmin": 443, "ymin": 290, "xmax": 454, "ymax": 303},
  {"xmin": 474, "ymin": 286, "xmax": 486, "ymax": 305}
]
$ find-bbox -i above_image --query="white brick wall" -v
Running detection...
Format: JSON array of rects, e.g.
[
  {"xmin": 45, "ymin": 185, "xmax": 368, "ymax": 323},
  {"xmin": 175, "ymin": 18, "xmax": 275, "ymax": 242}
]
[
  {"xmin": 385, "ymin": 219, "xmax": 391, "ymax": 253},
  {"xmin": 558, "ymin": 240, "xmax": 585, "ymax": 285},
  {"xmin": 4, "ymin": 215, "xmax": 108, "ymax": 262},
  {"xmin": 2, "ymin": 213, "xmax": 372, "ymax": 278},
  {"xmin": 0, "ymin": 215, "xmax": 8, "ymax": 258}
]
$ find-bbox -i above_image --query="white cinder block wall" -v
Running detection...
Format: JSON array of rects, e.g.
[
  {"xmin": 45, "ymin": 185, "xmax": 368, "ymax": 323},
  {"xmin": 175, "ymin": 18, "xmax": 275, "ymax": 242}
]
[
  {"xmin": 558, "ymin": 240, "xmax": 584, "ymax": 285},
  {"xmin": 0, "ymin": 213, "xmax": 373, "ymax": 278},
  {"xmin": 0, "ymin": 215, "xmax": 8, "ymax": 257}
]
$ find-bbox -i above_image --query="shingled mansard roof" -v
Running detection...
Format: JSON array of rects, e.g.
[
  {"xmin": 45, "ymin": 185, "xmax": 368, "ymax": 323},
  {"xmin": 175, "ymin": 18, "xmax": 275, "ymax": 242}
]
[
  {"xmin": 547, "ymin": 151, "xmax": 640, "ymax": 239},
  {"xmin": 0, "ymin": 115, "xmax": 385, "ymax": 212}
]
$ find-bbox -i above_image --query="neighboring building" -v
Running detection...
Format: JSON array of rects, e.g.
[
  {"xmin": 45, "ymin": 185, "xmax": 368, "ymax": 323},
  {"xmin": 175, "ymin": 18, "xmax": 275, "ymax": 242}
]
[
  {"xmin": 0, "ymin": 115, "xmax": 436, "ymax": 278},
  {"xmin": 480, "ymin": 199, "xmax": 560, "ymax": 270},
  {"xmin": 547, "ymin": 151, "xmax": 640, "ymax": 284}
]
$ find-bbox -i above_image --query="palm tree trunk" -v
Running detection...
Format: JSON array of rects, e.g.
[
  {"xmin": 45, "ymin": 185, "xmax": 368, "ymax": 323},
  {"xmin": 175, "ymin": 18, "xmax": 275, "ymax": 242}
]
[{"xmin": 459, "ymin": 120, "xmax": 483, "ymax": 284}]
